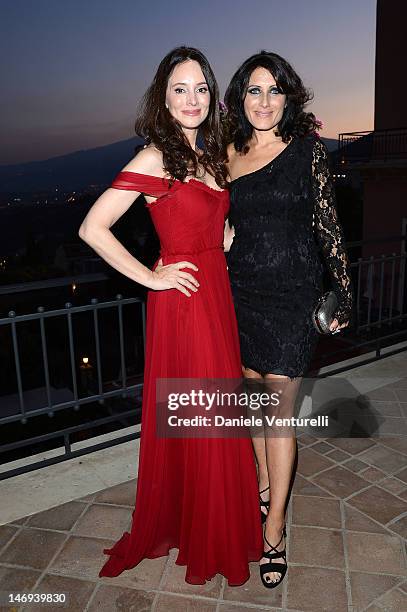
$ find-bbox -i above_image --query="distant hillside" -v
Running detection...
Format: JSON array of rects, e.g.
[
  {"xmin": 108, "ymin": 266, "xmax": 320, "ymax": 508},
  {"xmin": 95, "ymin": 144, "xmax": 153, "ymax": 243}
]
[
  {"xmin": 0, "ymin": 136, "xmax": 337, "ymax": 193},
  {"xmin": 0, "ymin": 137, "xmax": 144, "ymax": 193},
  {"xmin": 322, "ymin": 137, "xmax": 338, "ymax": 151}
]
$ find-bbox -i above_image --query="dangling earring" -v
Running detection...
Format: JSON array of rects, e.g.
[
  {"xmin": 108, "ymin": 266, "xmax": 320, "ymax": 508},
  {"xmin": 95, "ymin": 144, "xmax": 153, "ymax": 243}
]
[{"xmin": 165, "ymin": 103, "xmax": 169, "ymax": 109}]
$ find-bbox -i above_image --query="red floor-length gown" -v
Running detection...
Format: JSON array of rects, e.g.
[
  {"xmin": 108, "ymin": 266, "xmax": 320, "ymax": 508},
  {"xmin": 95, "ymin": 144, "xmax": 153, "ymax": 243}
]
[{"xmin": 99, "ymin": 171, "xmax": 263, "ymax": 585}]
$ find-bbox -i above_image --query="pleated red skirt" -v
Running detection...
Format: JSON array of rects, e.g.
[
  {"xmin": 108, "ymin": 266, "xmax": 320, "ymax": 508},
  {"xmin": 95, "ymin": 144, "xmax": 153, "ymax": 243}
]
[{"xmin": 99, "ymin": 174, "xmax": 263, "ymax": 585}]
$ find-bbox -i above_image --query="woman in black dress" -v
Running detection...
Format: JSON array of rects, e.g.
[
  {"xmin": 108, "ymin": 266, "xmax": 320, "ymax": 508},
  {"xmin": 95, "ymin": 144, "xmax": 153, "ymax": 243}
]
[{"xmin": 224, "ymin": 51, "xmax": 353, "ymax": 588}]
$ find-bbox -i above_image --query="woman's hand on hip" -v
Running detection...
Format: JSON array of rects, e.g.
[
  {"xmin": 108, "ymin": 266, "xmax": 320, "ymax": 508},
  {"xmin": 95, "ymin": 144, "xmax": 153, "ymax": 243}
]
[{"xmin": 150, "ymin": 259, "xmax": 199, "ymax": 297}]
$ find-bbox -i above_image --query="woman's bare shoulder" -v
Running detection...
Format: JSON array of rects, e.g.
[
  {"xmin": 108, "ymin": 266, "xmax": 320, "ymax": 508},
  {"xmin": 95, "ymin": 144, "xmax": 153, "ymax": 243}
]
[{"xmin": 121, "ymin": 144, "xmax": 164, "ymax": 177}]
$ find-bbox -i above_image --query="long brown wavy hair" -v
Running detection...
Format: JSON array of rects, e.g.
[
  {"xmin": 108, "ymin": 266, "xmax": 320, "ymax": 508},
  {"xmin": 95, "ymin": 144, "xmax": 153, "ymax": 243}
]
[
  {"xmin": 135, "ymin": 47, "xmax": 227, "ymax": 187},
  {"xmin": 224, "ymin": 51, "xmax": 320, "ymax": 153}
]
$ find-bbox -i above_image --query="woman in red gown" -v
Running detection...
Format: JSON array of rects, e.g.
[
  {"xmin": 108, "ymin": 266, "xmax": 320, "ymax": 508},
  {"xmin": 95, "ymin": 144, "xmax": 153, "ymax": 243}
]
[{"xmin": 79, "ymin": 47, "xmax": 262, "ymax": 586}]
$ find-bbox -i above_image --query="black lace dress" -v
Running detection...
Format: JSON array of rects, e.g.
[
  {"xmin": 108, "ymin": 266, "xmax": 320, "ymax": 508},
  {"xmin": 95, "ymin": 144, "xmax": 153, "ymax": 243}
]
[{"xmin": 227, "ymin": 134, "xmax": 353, "ymax": 378}]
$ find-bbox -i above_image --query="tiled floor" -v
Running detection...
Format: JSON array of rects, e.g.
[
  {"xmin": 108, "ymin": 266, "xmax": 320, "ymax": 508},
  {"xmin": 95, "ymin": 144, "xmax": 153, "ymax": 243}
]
[{"xmin": 1, "ymin": 380, "xmax": 407, "ymax": 611}]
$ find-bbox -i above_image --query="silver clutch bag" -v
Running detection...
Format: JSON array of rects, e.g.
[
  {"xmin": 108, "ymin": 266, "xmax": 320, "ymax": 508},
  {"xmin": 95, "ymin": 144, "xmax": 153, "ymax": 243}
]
[{"xmin": 312, "ymin": 291, "xmax": 338, "ymax": 334}]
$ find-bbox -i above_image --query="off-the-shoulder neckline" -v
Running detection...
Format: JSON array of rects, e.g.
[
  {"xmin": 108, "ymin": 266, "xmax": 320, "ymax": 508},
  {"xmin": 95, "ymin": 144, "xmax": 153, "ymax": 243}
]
[{"xmin": 119, "ymin": 171, "xmax": 227, "ymax": 194}]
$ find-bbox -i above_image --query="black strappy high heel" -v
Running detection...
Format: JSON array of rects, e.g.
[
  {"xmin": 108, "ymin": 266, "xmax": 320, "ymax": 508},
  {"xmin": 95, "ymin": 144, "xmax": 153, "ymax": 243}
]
[
  {"xmin": 260, "ymin": 525, "xmax": 287, "ymax": 589},
  {"xmin": 259, "ymin": 486, "xmax": 270, "ymax": 524}
]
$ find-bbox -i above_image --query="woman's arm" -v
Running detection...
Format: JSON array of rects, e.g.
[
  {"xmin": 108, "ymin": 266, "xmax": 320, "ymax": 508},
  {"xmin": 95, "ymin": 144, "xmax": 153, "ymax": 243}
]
[
  {"xmin": 223, "ymin": 219, "xmax": 235, "ymax": 252},
  {"xmin": 223, "ymin": 143, "xmax": 236, "ymax": 253},
  {"xmin": 78, "ymin": 148, "xmax": 199, "ymax": 296},
  {"xmin": 311, "ymin": 139, "xmax": 353, "ymax": 327}
]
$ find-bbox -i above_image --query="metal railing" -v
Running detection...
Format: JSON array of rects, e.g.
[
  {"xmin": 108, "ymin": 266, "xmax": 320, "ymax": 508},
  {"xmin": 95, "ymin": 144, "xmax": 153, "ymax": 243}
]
[
  {"xmin": 348, "ymin": 235, "xmax": 406, "ymax": 331},
  {"xmin": 0, "ymin": 295, "xmax": 146, "ymax": 479},
  {"xmin": 1, "ymin": 238, "xmax": 406, "ymax": 478},
  {"xmin": 313, "ymin": 234, "xmax": 407, "ymax": 371},
  {"xmin": 338, "ymin": 127, "xmax": 407, "ymax": 163},
  {"xmin": 1, "ymin": 295, "xmax": 146, "ymax": 424}
]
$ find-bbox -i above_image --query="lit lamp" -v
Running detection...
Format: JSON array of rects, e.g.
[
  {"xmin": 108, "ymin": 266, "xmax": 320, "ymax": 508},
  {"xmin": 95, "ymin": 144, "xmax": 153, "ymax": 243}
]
[
  {"xmin": 82, "ymin": 356, "xmax": 90, "ymax": 367},
  {"xmin": 80, "ymin": 356, "xmax": 93, "ymax": 392}
]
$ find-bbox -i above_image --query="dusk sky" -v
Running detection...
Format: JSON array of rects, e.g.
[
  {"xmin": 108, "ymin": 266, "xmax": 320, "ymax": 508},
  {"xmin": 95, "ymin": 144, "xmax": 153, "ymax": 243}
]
[{"xmin": 1, "ymin": 0, "xmax": 376, "ymax": 165}]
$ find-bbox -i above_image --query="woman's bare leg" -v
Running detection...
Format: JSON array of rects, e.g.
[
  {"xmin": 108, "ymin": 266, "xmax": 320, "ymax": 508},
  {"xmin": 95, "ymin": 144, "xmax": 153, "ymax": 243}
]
[
  {"xmin": 243, "ymin": 367, "xmax": 268, "ymax": 496},
  {"xmin": 261, "ymin": 373, "xmax": 300, "ymax": 585}
]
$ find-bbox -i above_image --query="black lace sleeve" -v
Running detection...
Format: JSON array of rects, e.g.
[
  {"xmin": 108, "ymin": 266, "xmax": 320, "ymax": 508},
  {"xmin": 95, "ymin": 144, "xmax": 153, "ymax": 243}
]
[{"xmin": 311, "ymin": 138, "xmax": 353, "ymax": 325}]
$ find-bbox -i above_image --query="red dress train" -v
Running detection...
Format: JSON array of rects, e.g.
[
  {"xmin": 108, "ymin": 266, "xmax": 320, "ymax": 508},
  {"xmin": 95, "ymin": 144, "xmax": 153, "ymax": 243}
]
[{"xmin": 99, "ymin": 171, "xmax": 263, "ymax": 585}]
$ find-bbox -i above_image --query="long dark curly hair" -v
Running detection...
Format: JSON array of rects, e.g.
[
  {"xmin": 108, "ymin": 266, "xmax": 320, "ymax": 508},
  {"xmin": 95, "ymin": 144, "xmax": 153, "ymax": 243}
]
[
  {"xmin": 135, "ymin": 46, "xmax": 227, "ymax": 187},
  {"xmin": 224, "ymin": 51, "xmax": 319, "ymax": 153}
]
